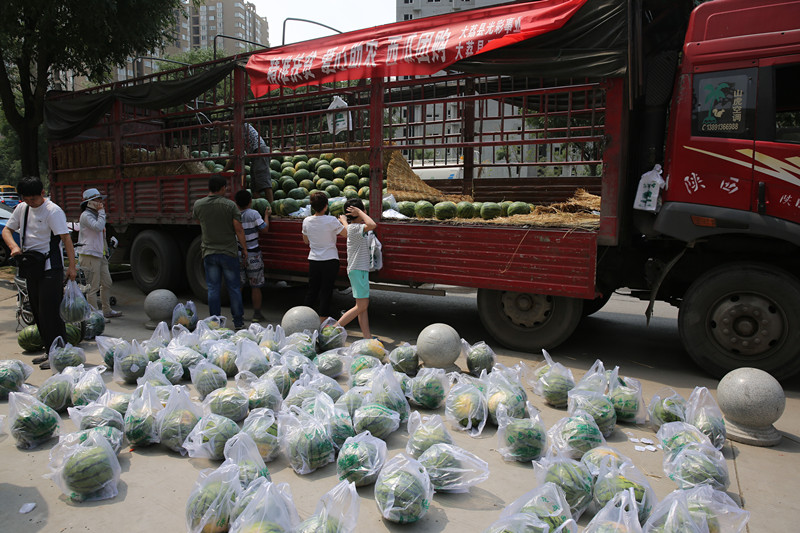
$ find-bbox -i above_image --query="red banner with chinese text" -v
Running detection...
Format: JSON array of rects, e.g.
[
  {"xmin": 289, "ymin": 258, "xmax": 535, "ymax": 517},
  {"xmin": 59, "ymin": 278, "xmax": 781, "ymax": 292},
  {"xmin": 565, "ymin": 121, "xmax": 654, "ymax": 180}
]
[{"xmin": 246, "ymin": 0, "xmax": 587, "ymax": 96}]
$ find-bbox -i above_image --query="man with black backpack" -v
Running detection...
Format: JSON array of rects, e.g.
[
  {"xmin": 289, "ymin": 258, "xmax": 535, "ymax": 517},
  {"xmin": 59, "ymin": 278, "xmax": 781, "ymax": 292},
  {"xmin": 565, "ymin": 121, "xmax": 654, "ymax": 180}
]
[{"xmin": 2, "ymin": 177, "xmax": 77, "ymax": 368}]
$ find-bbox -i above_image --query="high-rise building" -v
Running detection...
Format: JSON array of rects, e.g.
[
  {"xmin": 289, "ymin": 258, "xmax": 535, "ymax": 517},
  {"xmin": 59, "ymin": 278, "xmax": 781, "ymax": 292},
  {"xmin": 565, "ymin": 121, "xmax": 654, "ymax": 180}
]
[{"xmin": 396, "ymin": 0, "xmax": 507, "ymax": 22}]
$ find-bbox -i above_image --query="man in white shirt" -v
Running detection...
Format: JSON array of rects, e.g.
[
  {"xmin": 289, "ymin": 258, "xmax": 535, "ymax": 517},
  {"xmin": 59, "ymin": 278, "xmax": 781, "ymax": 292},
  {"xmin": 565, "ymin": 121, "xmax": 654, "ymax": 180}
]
[
  {"xmin": 2, "ymin": 177, "xmax": 77, "ymax": 368},
  {"xmin": 78, "ymin": 188, "xmax": 122, "ymax": 319}
]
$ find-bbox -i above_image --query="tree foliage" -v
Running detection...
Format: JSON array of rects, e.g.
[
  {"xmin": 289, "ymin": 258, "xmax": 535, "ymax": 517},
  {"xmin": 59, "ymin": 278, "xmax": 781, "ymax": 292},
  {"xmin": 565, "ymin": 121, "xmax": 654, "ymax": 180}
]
[{"xmin": 0, "ymin": 0, "xmax": 194, "ymax": 177}]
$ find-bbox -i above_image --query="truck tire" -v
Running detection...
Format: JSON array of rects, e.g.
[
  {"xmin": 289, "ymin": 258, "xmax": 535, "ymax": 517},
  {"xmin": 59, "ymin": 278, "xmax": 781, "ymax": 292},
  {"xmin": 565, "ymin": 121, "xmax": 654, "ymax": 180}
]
[
  {"xmin": 678, "ymin": 263, "xmax": 800, "ymax": 380},
  {"xmin": 130, "ymin": 230, "xmax": 182, "ymax": 293},
  {"xmin": 477, "ymin": 288, "xmax": 583, "ymax": 352},
  {"xmin": 185, "ymin": 236, "xmax": 231, "ymax": 306}
]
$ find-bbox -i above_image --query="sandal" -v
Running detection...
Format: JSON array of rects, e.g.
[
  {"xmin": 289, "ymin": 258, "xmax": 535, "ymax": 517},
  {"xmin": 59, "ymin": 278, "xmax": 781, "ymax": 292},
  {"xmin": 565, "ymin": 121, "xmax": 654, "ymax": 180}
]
[
  {"xmin": 32, "ymin": 355, "xmax": 48, "ymax": 364},
  {"xmin": 39, "ymin": 361, "xmax": 51, "ymax": 370}
]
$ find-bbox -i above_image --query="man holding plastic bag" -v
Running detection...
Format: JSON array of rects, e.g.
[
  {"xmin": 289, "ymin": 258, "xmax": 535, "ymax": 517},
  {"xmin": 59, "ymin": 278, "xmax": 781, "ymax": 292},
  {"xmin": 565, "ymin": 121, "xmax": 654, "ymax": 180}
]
[{"xmin": 2, "ymin": 177, "xmax": 77, "ymax": 369}]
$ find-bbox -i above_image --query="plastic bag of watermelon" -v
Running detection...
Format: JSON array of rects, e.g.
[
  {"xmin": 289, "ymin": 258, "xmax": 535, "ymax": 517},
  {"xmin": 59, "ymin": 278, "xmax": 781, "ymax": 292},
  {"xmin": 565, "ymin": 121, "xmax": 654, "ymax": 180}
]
[
  {"xmin": 123, "ymin": 382, "xmax": 163, "ymax": 447},
  {"xmin": 353, "ymin": 402, "xmax": 401, "ymax": 441},
  {"xmin": 530, "ymin": 348, "xmax": 556, "ymax": 384},
  {"xmin": 81, "ymin": 306, "xmax": 106, "ymax": 340},
  {"xmin": 656, "ymin": 421, "xmax": 713, "ymax": 461},
  {"xmin": 407, "ymin": 367, "xmax": 449, "ymax": 410},
  {"xmin": 686, "ymin": 386, "xmax": 726, "ymax": 450},
  {"xmin": 485, "ymin": 513, "xmax": 577, "ymax": 533},
  {"xmin": 486, "ymin": 363, "xmax": 528, "ymax": 425},
  {"xmin": 184, "ymin": 413, "xmax": 240, "ymax": 460},
  {"xmin": 203, "ymin": 386, "xmax": 250, "ymax": 422},
  {"xmin": 185, "ymin": 460, "xmax": 242, "ymax": 533},
  {"xmin": 663, "ymin": 441, "xmax": 730, "ymax": 491},
  {"xmin": 366, "ymin": 364, "xmax": 410, "ymax": 423},
  {"xmin": 279, "ymin": 405, "xmax": 336, "ymax": 474},
  {"xmin": 346, "ymin": 338, "xmax": 388, "ymax": 361},
  {"xmin": 567, "ymin": 389, "xmax": 617, "ymax": 438},
  {"xmin": 0, "ymin": 359, "xmax": 33, "ymax": 400},
  {"xmin": 137, "ymin": 360, "xmax": 172, "ymax": 388},
  {"xmin": 533, "ymin": 358, "xmax": 576, "ymax": 408},
  {"xmin": 155, "ymin": 352, "xmax": 185, "ymax": 385},
  {"xmin": 461, "ymin": 339, "xmax": 497, "ymax": 377},
  {"xmin": 374, "ymin": 453, "xmax": 434, "ymax": 524},
  {"xmin": 496, "ymin": 402, "xmax": 547, "ymax": 462},
  {"xmin": 241, "ymin": 408, "xmax": 280, "ymax": 462},
  {"xmin": 297, "ymin": 480, "xmax": 360, "ymax": 533},
  {"xmin": 95, "ymin": 335, "xmax": 130, "ymax": 369},
  {"xmin": 258, "ymin": 324, "xmax": 286, "ymax": 352},
  {"xmin": 593, "ymin": 460, "xmax": 657, "ymax": 523},
  {"xmin": 282, "ymin": 331, "xmax": 318, "ymax": 360},
  {"xmin": 36, "ymin": 372, "xmax": 74, "ymax": 413},
  {"xmin": 305, "ymin": 366, "xmax": 345, "ymax": 402},
  {"xmin": 7, "ymin": 391, "xmax": 61, "ymax": 449},
  {"xmin": 581, "ymin": 446, "xmax": 632, "ymax": 480},
  {"xmin": 548, "ymin": 410, "xmax": 606, "ymax": 459},
  {"xmin": 68, "ymin": 401, "xmax": 124, "ymax": 433},
  {"xmin": 388, "ymin": 342, "xmax": 419, "ymax": 376},
  {"xmin": 110, "ymin": 339, "xmax": 148, "ymax": 385},
  {"xmin": 574, "ymin": 359, "xmax": 608, "ymax": 394},
  {"xmin": 607, "ymin": 366, "xmax": 647, "ymax": 425},
  {"xmin": 235, "ymin": 371, "xmax": 282, "ymax": 412},
  {"xmin": 648, "ymin": 387, "xmax": 687, "ymax": 431},
  {"xmin": 337, "ymin": 431, "xmax": 387, "ymax": 487},
  {"xmin": 71, "ymin": 366, "xmax": 108, "ymax": 407},
  {"xmin": 172, "ymin": 300, "xmax": 198, "ymax": 331},
  {"xmin": 45, "ymin": 429, "xmax": 121, "ymax": 502},
  {"xmin": 60, "ymin": 279, "xmax": 91, "ymax": 323},
  {"xmin": 335, "ymin": 385, "xmax": 369, "ymax": 418},
  {"xmin": 406, "ymin": 411, "xmax": 454, "ymax": 458},
  {"xmin": 229, "ymin": 478, "xmax": 299, "ymax": 533},
  {"xmin": 318, "ymin": 317, "xmax": 347, "ymax": 352},
  {"xmin": 234, "ymin": 338, "xmax": 270, "ymax": 377},
  {"xmin": 315, "ymin": 348, "xmax": 346, "ymax": 378},
  {"xmin": 445, "ymin": 373, "xmax": 489, "ymax": 437},
  {"xmin": 223, "ymin": 432, "xmax": 271, "ymax": 488},
  {"xmin": 49, "ymin": 336, "xmax": 86, "ymax": 374},
  {"xmin": 500, "ymin": 481, "xmax": 574, "ymax": 531},
  {"xmin": 585, "ymin": 487, "xmax": 643, "ymax": 533},
  {"xmin": 533, "ymin": 454, "xmax": 594, "ymax": 519},
  {"xmin": 418, "ymin": 442, "xmax": 489, "ymax": 493},
  {"xmin": 643, "ymin": 484, "xmax": 749, "ymax": 533},
  {"xmin": 309, "ymin": 392, "xmax": 355, "ymax": 450},
  {"xmin": 190, "ymin": 360, "xmax": 228, "ymax": 400},
  {"xmin": 156, "ymin": 385, "xmax": 202, "ymax": 454}
]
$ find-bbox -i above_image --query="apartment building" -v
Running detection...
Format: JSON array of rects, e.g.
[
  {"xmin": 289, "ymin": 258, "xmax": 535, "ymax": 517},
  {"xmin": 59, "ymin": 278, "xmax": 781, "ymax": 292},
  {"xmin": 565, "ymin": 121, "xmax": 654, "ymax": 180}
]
[{"xmin": 396, "ymin": 0, "xmax": 508, "ymax": 22}]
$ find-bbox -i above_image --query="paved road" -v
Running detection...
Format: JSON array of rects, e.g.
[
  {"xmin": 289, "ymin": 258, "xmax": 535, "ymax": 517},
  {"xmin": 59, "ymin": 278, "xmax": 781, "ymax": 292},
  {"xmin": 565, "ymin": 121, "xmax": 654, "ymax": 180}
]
[{"xmin": 0, "ymin": 278, "xmax": 797, "ymax": 531}]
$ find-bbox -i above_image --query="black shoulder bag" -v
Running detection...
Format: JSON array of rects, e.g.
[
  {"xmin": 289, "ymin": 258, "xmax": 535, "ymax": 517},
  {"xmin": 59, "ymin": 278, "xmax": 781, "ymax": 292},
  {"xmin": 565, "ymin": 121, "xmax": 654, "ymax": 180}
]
[{"xmin": 16, "ymin": 206, "xmax": 52, "ymax": 279}]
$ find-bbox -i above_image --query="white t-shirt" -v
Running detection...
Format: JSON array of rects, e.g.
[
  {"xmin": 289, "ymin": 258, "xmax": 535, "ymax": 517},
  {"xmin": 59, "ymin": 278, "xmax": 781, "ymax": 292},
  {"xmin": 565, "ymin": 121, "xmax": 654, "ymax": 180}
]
[
  {"xmin": 6, "ymin": 198, "xmax": 69, "ymax": 270},
  {"xmin": 302, "ymin": 214, "xmax": 343, "ymax": 261}
]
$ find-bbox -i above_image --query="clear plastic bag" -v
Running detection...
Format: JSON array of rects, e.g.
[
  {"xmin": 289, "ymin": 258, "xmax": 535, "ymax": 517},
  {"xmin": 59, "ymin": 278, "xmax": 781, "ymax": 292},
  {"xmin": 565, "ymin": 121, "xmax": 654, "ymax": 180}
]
[
  {"xmin": 366, "ymin": 364, "xmax": 410, "ymax": 423},
  {"xmin": 418, "ymin": 442, "xmax": 489, "ymax": 493},
  {"xmin": 445, "ymin": 373, "xmax": 488, "ymax": 437},
  {"xmin": 45, "ymin": 429, "xmax": 121, "ymax": 502},
  {"xmin": 656, "ymin": 421, "xmax": 713, "ymax": 461},
  {"xmin": 49, "ymin": 336, "xmax": 86, "ymax": 373},
  {"xmin": 316, "ymin": 348, "xmax": 346, "ymax": 378},
  {"xmin": 184, "ymin": 413, "xmax": 240, "ymax": 460},
  {"xmin": 574, "ymin": 359, "xmax": 608, "ymax": 394},
  {"xmin": 71, "ymin": 366, "xmax": 108, "ymax": 407},
  {"xmin": 547, "ymin": 410, "xmax": 606, "ymax": 459},
  {"xmin": 66, "ymin": 426, "xmax": 125, "ymax": 455},
  {"xmin": 258, "ymin": 324, "xmax": 286, "ymax": 352},
  {"xmin": 264, "ymin": 363, "xmax": 294, "ymax": 398},
  {"xmin": 568, "ymin": 389, "xmax": 617, "ymax": 437},
  {"xmin": 647, "ymin": 387, "xmax": 687, "ymax": 431},
  {"xmin": 112, "ymin": 339, "xmax": 149, "ymax": 384},
  {"xmin": 309, "ymin": 392, "xmax": 355, "ymax": 449},
  {"xmin": 282, "ymin": 331, "xmax": 318, "ymax": 360},
  {"xmin": 533, "ymin": 359, "xmax": 576, "ymax": 408},
  {"xmin": 235, "ymin": 371, "xmax": 282, "ymax": 412},
  {"xmin": 278, "ymin": 405, "xmax": 335, "ymax": 474},
  {"xmin": 172, "ymin": 300, "xmax": 198, "ymax": 331},
  {"xmin": 496, "ymin": 402, "xmax": 547, "ymax": 462},
  {"xmin": 346, "ymin": 338, "xmax": 388, "ymax": 361},
  {"xmin": 663, "ymin": 441, "xmax": 730, "ymax": 491},
  {"xmin": 581, "ymin": 446, "xmax": 632, "ymax": 480},
  {"xmin": 500, "ymin": 481, "xmax": 574, "ymax": 531},
  {"xmin": 462, "ymin": 339, "xmax": 497, "ymax": 377},
  {"xmin": 608, "ymin": 367, "xmax": 647, "ymax": 425},
  {"xmin": 241, "ymin": 408, "xmax": 280, "ymax": 462},
  {"xmin": 644, "ymin": 484, "xmax": 749, "ymax": 533},
  {"xmin": 185, "ymin": 460, "xmax": 242, "ymax": 533},
  {"xmin": 156, "ymin": 385, "xmax": 201, "ymax": 454},
  {"xmin": 164, "ymin": 344, "xmax": 204, "ymax": 376},
  {"xmin": 353, "ymin": 402, "xmax": 401, "ymax": 441},
  {"xmin": 297, "ymin": 480, "xmax": 359, "ymax": 533},
  {"xmin": 60, "ymin": 278, "xmax": 91, "ymax": 323},
  {"xmin": 593, "ymin": 460, "xmax": 657, "ymax": 523},
  {"xmin": 374, "ymin": 453, "xmax": 434, "ymax": 524},
  {"xmin": 156, "ymin": 350, "xmax": 185, "ymax": 384},
  {"xmin": 486, "ymin": 364, "xmax": 528, "ymax": 425},
  {"xmin": 36, "ymin": 372, "xmax": 74, "ymax": 413},
  {"xmin": 318, "ymin": 317, "xmax": 348, "ymax": 352},
  {"xmin": 337, "ymin": 430, "xmax": 387, "ymax": 487},
  {"xmin": 8, "ymin": 391, "xmax": 61, "ymax": 449},
  {"xmin": 0, "ymin": 359, "xmax": 33, "ymax": 399},
  {"xmin": 533, "ymin": 454, "xmax": 594, "ymax": 519},
  {"xmin": 194, "ymin": 319, "xmax": 221, "ymax": 343},
  {"xmin": 123, "ymin": 382, "xmax": 162, "ymax": 447},
  {"xmin": 407, "ymin": 367, "xmax": 449, "ymax": 410},
  {"xmin": 223, "ymin": 432, "xmax": 271, "ymax": 488},
  {"xmin": 143, "ymin": 321, "xmax": 172, "ymax": 361},
  {"xmin": 207, "ymin": 340, "xmax": 239, "ymax": 377},
  {"xmin": 235, "ymin": 338, "xmax": 271, "ymax": 377},
  {"xmin": 335, "ymin": 385, "xmax": 369, "ymax": 418},
  {"xmin": 229, "ymin": 479, "xmax": 299, "ymax": 533},
  {"xmin": 138, "ymin": 360, "xmax": 173, "ymax": 388},
  {"xmin": 201, "ymin": 314, "xmax": 227, "ymax": 330},
  {"xmin": 485, "ymin": 513, "xmax": 577, "ymax": 533},
  {"xmin": 190, "ymin": 360, "xmax": 228, "ymax": 400},
  {"xmin": 406, "ymin": 411, "xmax": 454, "ymax": 458},
  {"xmin": 388, "ymin": 342, "xmax": 419, "ymax": 376},
  {"xmin": 686, "ymin": 386, "xmax": 726, "ymax": 450},
  {"xmin": 203, "ymin": 386, "xmax": 250, "ymax": 422},
  {"xmin": 585, "ymin": 487, "xmax": 644, "ymax": 533},
  {"xmin": 68, "ymin": 401, "xmax": 124, "ymax": 432}
]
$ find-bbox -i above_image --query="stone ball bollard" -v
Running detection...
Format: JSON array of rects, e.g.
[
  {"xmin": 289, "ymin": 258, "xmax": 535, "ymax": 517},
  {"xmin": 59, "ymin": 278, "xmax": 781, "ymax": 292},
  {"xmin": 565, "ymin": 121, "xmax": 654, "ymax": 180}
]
[
  {"xmin": 717, "ymin": 367, "xmax": 785, "ymax": 446},
  {"xmin": 281, "ymin": 306, "xmax": 320, "ymax": 336},
  {"xmin": 417, "ymin": 323, "xmax": 461, "ymax": 371},
  {"xmin": 144, "ymin": 289, "xmax": 179, "ymax": 330}
]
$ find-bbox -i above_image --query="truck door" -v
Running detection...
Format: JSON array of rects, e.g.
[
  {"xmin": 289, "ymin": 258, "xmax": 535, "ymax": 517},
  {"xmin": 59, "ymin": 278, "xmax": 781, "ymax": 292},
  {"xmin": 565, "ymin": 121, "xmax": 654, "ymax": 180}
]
[{"xmin": 754, "ymin": 59, "xmax": 800, "ymax": 225}]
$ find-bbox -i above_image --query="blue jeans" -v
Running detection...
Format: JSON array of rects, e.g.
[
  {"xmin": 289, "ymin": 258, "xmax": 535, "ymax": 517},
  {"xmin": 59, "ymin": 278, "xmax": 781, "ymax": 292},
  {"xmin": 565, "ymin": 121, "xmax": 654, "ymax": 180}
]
[{"xmin": 204, "ymin": 253, "xmax": 244, "ymax": 327}]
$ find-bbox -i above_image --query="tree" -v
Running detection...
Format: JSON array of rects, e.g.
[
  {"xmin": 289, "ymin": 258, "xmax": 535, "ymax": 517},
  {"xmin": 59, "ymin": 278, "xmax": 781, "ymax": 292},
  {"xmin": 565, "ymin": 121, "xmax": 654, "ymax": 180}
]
[{"xmin": 0, "ymin": 0, "xmax": 195, "ymax": 177}]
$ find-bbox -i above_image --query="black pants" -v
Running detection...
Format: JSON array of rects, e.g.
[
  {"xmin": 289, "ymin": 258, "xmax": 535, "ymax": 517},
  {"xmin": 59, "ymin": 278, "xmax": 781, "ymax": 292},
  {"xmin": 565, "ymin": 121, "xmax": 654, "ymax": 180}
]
[
  {"xmin": 26, "ymin": 269, "xmax": 67, "ymax": 353},
  {"xmin": 304, "ymin": 259, "xmax": 340, "ymax": 317}
]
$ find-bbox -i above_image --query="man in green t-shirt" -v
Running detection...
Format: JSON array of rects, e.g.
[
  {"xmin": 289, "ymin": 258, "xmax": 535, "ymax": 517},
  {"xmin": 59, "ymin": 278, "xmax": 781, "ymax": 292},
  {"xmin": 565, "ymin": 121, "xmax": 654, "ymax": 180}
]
[{"xmin": 192, "ymin": 174, "xmax": 248, "ymax": 328}]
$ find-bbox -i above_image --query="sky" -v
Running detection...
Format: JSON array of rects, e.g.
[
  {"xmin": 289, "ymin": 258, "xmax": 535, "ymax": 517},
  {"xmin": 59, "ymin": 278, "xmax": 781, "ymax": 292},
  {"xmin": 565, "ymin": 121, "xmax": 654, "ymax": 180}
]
[{"xmin": 249, "ymin": 1, "xmax": 397, "ymax": 46}]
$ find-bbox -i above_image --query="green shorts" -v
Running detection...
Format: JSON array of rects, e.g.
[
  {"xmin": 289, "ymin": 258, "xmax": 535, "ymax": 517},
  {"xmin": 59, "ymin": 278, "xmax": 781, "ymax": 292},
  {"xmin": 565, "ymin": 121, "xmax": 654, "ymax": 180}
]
[{"xmin": 348, "ymin": 269, "xmax": 370, "ymax": 299}]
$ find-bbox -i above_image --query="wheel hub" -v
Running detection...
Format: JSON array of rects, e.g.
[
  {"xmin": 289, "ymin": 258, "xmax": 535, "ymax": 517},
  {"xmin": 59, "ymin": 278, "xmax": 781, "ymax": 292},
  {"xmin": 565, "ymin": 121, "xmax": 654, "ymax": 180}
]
[
  {"xmin": 500, "ymin": 291, "xmax": 553, "ymax": 327},
  {"xmin": 709, "ymin": 293, "xmax": 784, "ymax": 356}
]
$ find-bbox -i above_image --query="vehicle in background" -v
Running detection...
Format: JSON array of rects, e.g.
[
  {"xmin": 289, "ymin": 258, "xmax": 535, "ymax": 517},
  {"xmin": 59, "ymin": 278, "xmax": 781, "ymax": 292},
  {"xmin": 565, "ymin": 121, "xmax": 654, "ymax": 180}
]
[
  {"xmin": 0, "ymin": 202, "xmax": 19, "ymax": 266},
  {"xmin": 0, "ymin": 185, "xmax": 20, "ymax": 208}
]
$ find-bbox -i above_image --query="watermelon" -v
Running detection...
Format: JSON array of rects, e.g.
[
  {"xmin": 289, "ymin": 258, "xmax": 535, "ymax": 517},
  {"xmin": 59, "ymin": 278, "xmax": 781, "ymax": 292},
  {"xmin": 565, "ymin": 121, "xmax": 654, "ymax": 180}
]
[
  {"xmin": 446, "ymin": 387, "xmax": 487, "ymax": 430},
  {"xmin": 329, "ymin": 411, "xmax": 356, "ymax": 449},
  {"xmin": 418, "ymin": 444, "xmax": 475, "ymax": 491},
  {"xmin": 499, "ymin": 200, "xmax": 513, "ymax": 216},
  {"xmin": 306, "ymin": 157, "xmax": 320, "ymax": 168},
  {"xmin": 273, "ymin": 189, "xmax": 286, "ymax": 200},
  {"xmin": 316, "ymin": 164, "xmax": 334, "ymax": 179},
  {"xmin": 543, "ymin": 460, "xmax": 593, "ymax": 516},
  {"xmin": 507, "ymin": 201, "xmax": 531, "ymax": 216},
  {"xmin": 487, "ymin": 385, "xmax": 526, "ymax": 425},
  {"xmin": 0, "ymin": 360, "xmax": 29, "ymax": 399},
  {"xmin": 358, "ymin": 186, "xmax": 370, "ymax": 199},
  {"xmin": 541, "ymin": 374, "xmax": 575, "ymax": 408},
  {"xmin": 124, "ymin": 408, "xmax": 157, "ymax": 447},
  {"xmin": 115, "ymin": 351, "xmax": 149, "ymax": 384},
  {"xmin": 185, "ymin": 481, "xmax": 236, "ymax": 533},
  {"xmin": 17, "ymin": 324, "xmax": 44, "ymax": 351},
  {"xmin": 456, "ymin": 201, "xmax": 475, "ymax": 218},
  {"xmin": 207, "ymin": 387, "xmax": 250, "ymax": 422},
  {"xmin": 409, "ymin": 372, "xmax": 447, "ymax": 410},
  {"xmin": 60, "ymin": 291, "xmax": 90, "ymax": 323},
  {"xmin": 434, "ymin": 201, "xmax": 457, "ymax": 220},
  {"xmin": 569, "ymin": 392, "xmax": 617, "ymax": 437},
  {"xmin": 209, "ymin": 347, "xmax": 238, "ymax": 377},
  {"xmin": 389, "ymin": 345, "xmax": 418, "ymax": 376},
  {"xmin": 344, "ymin": 172, "xmax": 360, "ymax": 187},
  {"xmin": 375, "ymin": 466, "xmax": 431, "ymax": 523},
  {"xmin": 556, "ymin": 414, "xmax": 604, "ymax": 457},
  {"xmin": 159, "ymin": 409, "xmax": 199, "ymax": 453},
  {"xmin": 293, "ymin": 154, "xmax": 309, "ymax": 164},
  {"xmin": 330, "ymin": 157, "xmax": 347, "ymax": 169},
  {"xmin": 242, "ymin": 412, "xmax": 279, "ymax": 461},
  {"xmin": 51, "ymin": 345, "xmax": 85, "ymax": 373},
  {"xmin": 359, "ymin": 164, "xmax": 370, "ymax": 177},
  {"xmin": 80, "ymin": 405, "xmax": 124, "ymax": 432},
  {"xmin": 407, "ymin": 419, "xmax": 453, "ymax": 458},
  {"xmin": 193, "ymin": 366, "xmax": 228, "ymax": 400},
  {"xmin": 353, "ymin": 403, "xmax": 401, "ymax": 440},
  {"xmin": 415, "ymin": 200, "xmax": 435, "ymax": 218},
  {"xmin": 325, "ymin": 184, "xmax": 341, "ymax": 197},
  {"xmin": 62, "ymin": 444, "xmax": 116, "ymax": 497},
  {"xmin": 593, "ymin": 473, "xmax": 652, "ymax": 522},
  {"xmin": 288, "ymin": 187, "xmax": 308, "ymax": 200},
  {"xmin": 286, "ymin": 423, "xmax": 335, "ymax": 473},
  {"xmin": 246, "ymin": 380, "xmax": 282, "ymax": 411},
  {"xmin": 396, "ymin": 201, "xmax": 416, "ymax": 217},
  {"xmin": 72, "ymin": 373, "xmax": 107, "ymax": 407},
  {"xmin": 670, "ymin": 448, "xmax": 729, "ymax": 490},
  {"xmin": 332, "ymin": 178, "xmax": 346, "ymax": 190},
  {"xmin": 480, "ymin": 202, "xmax": 502, "ymax": 220},
  {"xmin": 358, "ymin": 177, "xmax": 370, "ymax": 188},
  {"xmin": 335, "ymin": 387, "xmax": 368, "ymax": 419},
  {"xmin": 581, "ymin": 446, "xmax": 626, "ymax": 477},
  {"xmin": 315, "ymin": 351, "xmax": 344, "ymax": 378},
  {"xmin": 282, "ymin": 198, "xmax": 301, "ymax": 215},
  {"xmin": 37, "ymin": 376, "xmax": 72, "ymax": 412},
  {"xmin": 501, "ymin": 418, "xmax": 546, "ymax": 462},
  {"xmin": 467, "ymin": 343, "xmax": 495, "ymax": 376},
  {"xmin": 280, "ymin": 167, "xmax": 296, "ymax": 179},
  {"xmin": 294, "ymin": 168, "xmax": 310, "ymax": 181},
  {"xmin": 337, "ymin": 436, "xmax": 386, "ymax": 487},
  {"xmin": 281, "ymin": 178, "xmax": 298, "ymax": 193},
  {"xmin": 194, "ymin": 414, "xmax": 239, "ymax": 460},
  {"xmin": 10, "ymin": 395, "xmax": 60, "ymax": 448}
]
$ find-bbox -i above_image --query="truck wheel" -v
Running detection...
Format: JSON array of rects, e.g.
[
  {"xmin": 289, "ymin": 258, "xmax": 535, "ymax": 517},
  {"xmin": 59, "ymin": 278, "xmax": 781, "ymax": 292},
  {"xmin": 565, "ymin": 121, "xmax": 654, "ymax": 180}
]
[
  {"xmin": 678, "ymin": 263, "xmax": 800, "ymax": 380},
  {"xmin": 185, "ymin": 236, "xmax": 231, "ymax": 306},
  {"xmin": 130, "ymin": 230, "xmax": 182, "ymax": 293},
  {"xmin": 477, "ymin": 288, "xmax": 583, "ymax": 351}
]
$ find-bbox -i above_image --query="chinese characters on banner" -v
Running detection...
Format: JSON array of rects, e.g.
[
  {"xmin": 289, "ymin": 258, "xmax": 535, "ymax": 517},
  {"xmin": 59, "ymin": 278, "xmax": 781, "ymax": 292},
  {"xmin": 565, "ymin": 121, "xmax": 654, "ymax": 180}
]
[{"xmin": 246, "ymin": 0, "xmax": 587, "ymax": 96}]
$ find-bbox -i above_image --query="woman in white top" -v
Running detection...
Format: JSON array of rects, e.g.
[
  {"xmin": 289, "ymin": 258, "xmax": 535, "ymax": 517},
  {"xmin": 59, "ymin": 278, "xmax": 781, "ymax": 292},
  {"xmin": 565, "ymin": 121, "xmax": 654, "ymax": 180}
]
[{"xmin": 301, "ymin": 191, "xmax": 346, "ymax": 318}]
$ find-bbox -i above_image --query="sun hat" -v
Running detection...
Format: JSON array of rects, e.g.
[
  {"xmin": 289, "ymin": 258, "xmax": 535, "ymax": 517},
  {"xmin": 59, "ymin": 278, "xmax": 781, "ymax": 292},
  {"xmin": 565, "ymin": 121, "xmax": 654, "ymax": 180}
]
[{"xmin": 81, "ymin": 188, "xmax": 106, "ymax": 208}]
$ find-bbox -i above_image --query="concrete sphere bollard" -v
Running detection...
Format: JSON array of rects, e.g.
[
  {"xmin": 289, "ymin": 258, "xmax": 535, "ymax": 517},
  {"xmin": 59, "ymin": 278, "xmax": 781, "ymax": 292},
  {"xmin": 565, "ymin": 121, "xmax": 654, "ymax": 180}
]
[
  {"xmin": 144, "ymin": 289, "xmax": 179, "ymax": 330},
  {"xmin": 281, "ymin": 306, "xmax": 320, "ymax": 336},
  {"xmin": 417, "ymin": 323, "xmax": 461, "ymax": 371},
  {"xmin": 717, "ymin": 367, "xmax": 785, "ymax": 446}
]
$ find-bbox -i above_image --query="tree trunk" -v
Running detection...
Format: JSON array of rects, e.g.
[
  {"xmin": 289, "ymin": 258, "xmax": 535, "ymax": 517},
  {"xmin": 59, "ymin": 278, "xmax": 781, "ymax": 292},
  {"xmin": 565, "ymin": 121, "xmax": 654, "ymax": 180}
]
[{"xmin": 19, "ymin": 124, "xmax": 40, "ymax": 178}]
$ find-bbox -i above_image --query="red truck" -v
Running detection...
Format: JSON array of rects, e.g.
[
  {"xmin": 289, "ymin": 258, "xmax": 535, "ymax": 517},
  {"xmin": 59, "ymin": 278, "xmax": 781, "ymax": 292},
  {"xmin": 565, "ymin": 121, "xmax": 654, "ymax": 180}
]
[{"xmin": 47, "ymin": 0, "xmax": 800, "ymax": 379}]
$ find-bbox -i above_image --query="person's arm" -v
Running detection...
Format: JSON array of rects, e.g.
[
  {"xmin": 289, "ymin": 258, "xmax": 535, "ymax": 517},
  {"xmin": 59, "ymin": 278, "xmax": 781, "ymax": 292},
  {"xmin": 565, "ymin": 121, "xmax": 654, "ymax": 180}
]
[
  {"xmin": 2, "ymin": 226, "xmax": 20, "ymax": 258},
  {"xmin": 346, "ymin": 207, "xmax": 377, "ymax": 232},
  {"xmin": 337, "ymin": 215, "xmax": 349, "ymax": 237},
  {"xmin": 233, "ymin": 219, "xmax": 248, "ymax": 259},
  {"xmin": 80, "ymin": 206, "xmax": 106, "ymax": 231},
  {"xmin": 61, "ymin": 233, "xmax": 77, "ymax": 280}
]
